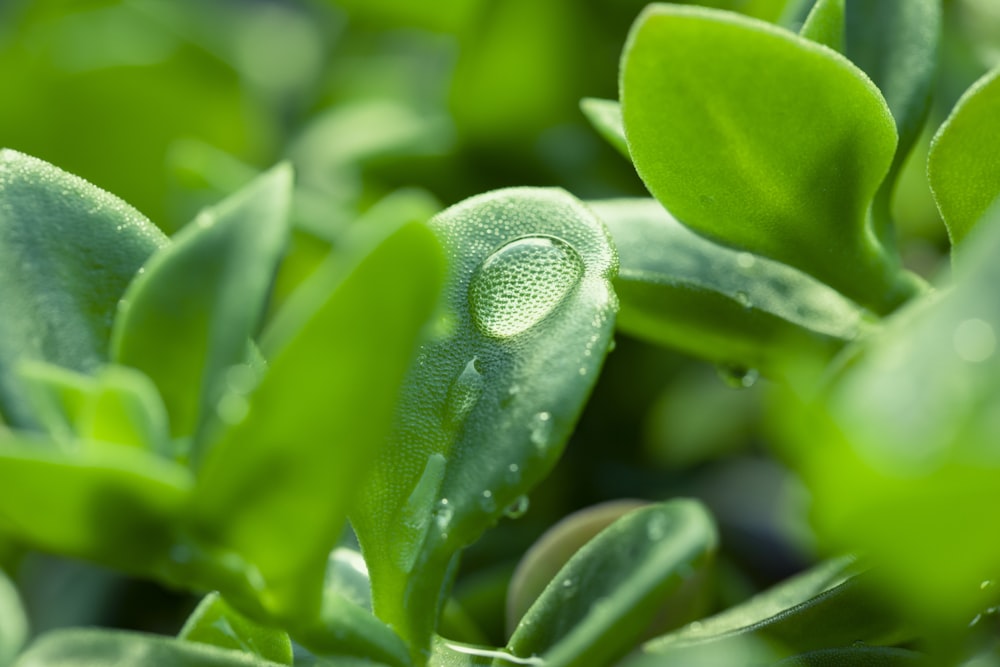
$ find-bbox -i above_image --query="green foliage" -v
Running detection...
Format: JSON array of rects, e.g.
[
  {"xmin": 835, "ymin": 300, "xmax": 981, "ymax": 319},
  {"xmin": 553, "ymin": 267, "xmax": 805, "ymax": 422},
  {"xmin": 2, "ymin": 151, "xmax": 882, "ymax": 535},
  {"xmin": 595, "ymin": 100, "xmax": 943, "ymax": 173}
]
[{"xmin": 0, "ymin": 1, "xmax": 999, "ymax": 666}]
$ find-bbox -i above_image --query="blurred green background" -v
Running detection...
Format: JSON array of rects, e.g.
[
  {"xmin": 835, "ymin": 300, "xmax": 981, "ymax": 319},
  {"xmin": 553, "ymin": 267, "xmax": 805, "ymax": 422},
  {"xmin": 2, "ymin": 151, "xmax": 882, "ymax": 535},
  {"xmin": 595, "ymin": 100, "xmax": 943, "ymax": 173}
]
[{"xmin": 1, "ymin": 0, "xmax": 998, "ymax": 650}]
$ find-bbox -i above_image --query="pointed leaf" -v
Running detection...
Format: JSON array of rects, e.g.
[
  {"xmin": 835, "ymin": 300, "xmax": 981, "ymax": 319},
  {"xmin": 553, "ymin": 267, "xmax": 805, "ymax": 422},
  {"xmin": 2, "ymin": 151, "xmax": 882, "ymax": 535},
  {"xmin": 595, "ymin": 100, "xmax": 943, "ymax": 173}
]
[
  {"xmin": 350, "ymin": 188, "xmax": 618, "ymax": 657},
  {"xmin": 845, "ymin": 0, "xmax": 941, "ymax": 248},
  {"xmin": 799, "ymin": 0, "xmax": 845, "ymax": 52},
  {"xmin": 928, "ymin": 65, "xmax": 1000, "ymax": 248},
  {"xmin": 643, "ymin": 558, "xmax": 902, "ymax": 660},
  {"xmin": 507, "ymin": 500, "xmax": 717, "ymax": 667},
  {"xmin": 621, "ymin": 5, "xmax": 914, "ymax": 314},
  {"xmin": 0, "ymin": 568, "xmax": 27, "ymax": 667},
  {"xmin": 179, "ymin": 593, "xmax": 293, "ymax": 665},
  {"xmin": 579, "ymin": 99, "xmax": 628, "ymax": 158},
  {"xmin": 774, "ymin": 646, "xmax": 923, "ymax": 666},
  {"xmin": 0, "ymin": 436, "xmax": 191, "ymax": 575},
  {"xmin": 591, "ymin": 199, "xmax": 874, "ymax": 376},
  {"xmin": 12, "ymin": 630, "xmax": 289, "ymax": 667},
  {"xmin": 16, "ymin": 362, "xmax": 96, "ymax": 444},
  {"xmin": 0, "ymin": 150, "xmax": 166, "ymax": 428},
  {"xmin": 187, "ymin": 222, "xmax": 444, "ymax": 625},
  {"xmin": 112, "ymin": 164, "xmax": 293, "ymax": 442}
]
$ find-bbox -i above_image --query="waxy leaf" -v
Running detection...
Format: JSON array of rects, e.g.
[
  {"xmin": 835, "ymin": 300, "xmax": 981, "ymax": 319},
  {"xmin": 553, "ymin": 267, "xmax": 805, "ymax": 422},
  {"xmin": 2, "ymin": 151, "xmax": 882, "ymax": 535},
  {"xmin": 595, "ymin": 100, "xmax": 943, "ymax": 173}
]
[
  {"xmin": 179, "ymin": 593, "xmax": 293, "ymax": 665},
  {"xmin": 779, "ymin": 200, "xmax": 1000, "ymax": 628},
  {"xmin": 112, "ymin": 164, "xmax": 292, "ymax": 443},
  {"xmin": 621, "ymin": 5, "xmax": 913, "ymax": 314},
  {"xmin": 0, "ymin": 568, "xmax": 27, "ymax": 667},
  {"xmin": 845, "ymin": 0, "xmax": 941, "ymax": 248},
  {"xmin": 18, "ymin": 362, "xmax": 171, "ymax": 455},
  {"xmin": 0, "ymin": 150, "xmax": 166, "ymax": 428},
  {"xmin": 799, "ymin": 0, "xmax": 845, "ymax": 52},
  {"xmin": 579, "ymin": 99, "xmax": 628, "ymax": 158},
  {"xmin": 12, "ymin": 630, "xmax": 289, "ymax": 667},
  {"xmin": 591, "ymin": 199, "xmax": 873, "ymax": 377},
  {"xmin": 643, "ymin": 557, "xmax": 901, "ymax": 661},
  {"xmin": 350, "ymin": 188, "xmax": 618, "ymax": 657},
  {"xmin": 188, "ymin": 222, "xmax": 445, "ymax": 626},
  {"xmin": 0, "ymin": 436, "xmax": 191, "ymax": 575},
  {"xmin": 928, "ymin": 66, "xmax": 1000, "ymax": 248},
  {"xmin": 507, "ymin": 500, "xmax": 717, "ymax": 667}
]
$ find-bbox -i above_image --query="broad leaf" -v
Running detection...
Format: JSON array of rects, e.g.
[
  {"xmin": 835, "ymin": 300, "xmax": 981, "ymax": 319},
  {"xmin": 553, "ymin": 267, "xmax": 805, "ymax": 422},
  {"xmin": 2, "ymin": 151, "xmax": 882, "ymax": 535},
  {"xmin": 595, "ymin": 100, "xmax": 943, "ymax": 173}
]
[
  {"xmin": 507, "ymin": 500, "xmax": 717, "ymax": 667},
  {"xmin": 187, "ymin": 222, "xmax": 444, "ymax": 626},
  {"xmin": 845, "ymin": 0, "xmax": 941, "ymax": 248},
  {"xmin": 799, "ymin": 0, "xmax": 844, "ymax": 52},
  {"xmin": 0, "ymin": 149, "xmax": 166, "ymax": 428},
  {"xmin": 295, "ymin": 594, "xmax": 412, "ymax": 667},
  {"xmin": 774, "ymin": 646, "xmax": 924, "ymax": 666},
  {"xmin": 643, "ymin": 558, "xmax": 902, "ymax": 661},
  {"xmin": 349, "ymin": 188, "xmax": 618, "ymax": 657},
  {"xmin": 928, "ymin": 65, "xmax": 1000, "ymax": 248},
  {"xmin": 12, "ymin": 630, "xmax": 289, "ymax": 667},
  {"xmin": 579, "ymin": 99, "xmax": 628, "ymax": 158},
  {"xmin": 0, "ymin": 436, "xmax": 191, "ymax": 576},
  {"xmin": 620, "ymin": 5, "xmax": 915, "ymax": 314},
  {"xmin": 777, "ymin": 200, "xmax": 1000, "ymax": 630},
  {"xmin": 0, "ymin": 568, "xmax": 27, "ymax": 667},
  {"xmin": 179, "ymin": 593, "xmax": 293, "ymax": 665},
  {"xmin": 112, "ymin": 164, "xmax": 292, "ymax": 444},
  {"xmin": 591, "ymin": 199, "xmax": 873, "ymax": 377}
]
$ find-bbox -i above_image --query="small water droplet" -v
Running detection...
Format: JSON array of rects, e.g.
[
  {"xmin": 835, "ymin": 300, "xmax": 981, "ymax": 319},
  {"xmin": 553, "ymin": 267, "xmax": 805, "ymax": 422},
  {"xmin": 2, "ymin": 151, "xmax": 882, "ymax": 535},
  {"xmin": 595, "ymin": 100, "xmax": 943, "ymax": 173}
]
[
  {"xmin": 528, "ymin": 412, "xmax": 553, "ymax": 450},
  {"xmin": 505, "ymin": 463, "xmax": 521, "ymax": 484},
  {"xmin": 480, "ymin": 490, "xmax": 496, "ymax": 513},
  {"xmin": 734, "ymin": 290, "xmax": 752, "ymax": 309},
  {"xmin": 607, "ymin": 338, "xmax": 617, "ymax": 353},
  {"xmin": 445, "ymin": 358, "xmax": 484, "ymax": 426},
  {"xmin": 435, "ymin": 498, "xmax": 453, "ymax": 538},
  {"xmin": 469, "ymin": 236, "xmax": 584, "ymax": 338},
  {"xmin": 646, "ymin": 513, "xmax": 670, "ymax": 541},
  {"xmin": 954, "ymin": 318, "xmax": 996, "ymax": 363},
  {"xmin": 216, "ymin": 393, "xmax": 249, "ymax": 424},
  {"xmin": 504, "ymin": 495, "xmax": 530, "ymax": 519},
  {"xmin": 716, "ymin": 365, "xmax": 758, "ymax": 389},
  {"xmin": 736, "ymin": 252, "xmax": 756, "ymax": 269}
]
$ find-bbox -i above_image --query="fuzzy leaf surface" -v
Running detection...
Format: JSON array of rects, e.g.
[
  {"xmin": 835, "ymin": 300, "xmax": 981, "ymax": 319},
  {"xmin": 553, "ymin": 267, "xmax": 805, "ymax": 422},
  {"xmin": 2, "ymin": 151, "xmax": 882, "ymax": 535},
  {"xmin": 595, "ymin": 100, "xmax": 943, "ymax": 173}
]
[{"xmin": 799, "ymin": 0, "xmax": 844, "ymax": 52}]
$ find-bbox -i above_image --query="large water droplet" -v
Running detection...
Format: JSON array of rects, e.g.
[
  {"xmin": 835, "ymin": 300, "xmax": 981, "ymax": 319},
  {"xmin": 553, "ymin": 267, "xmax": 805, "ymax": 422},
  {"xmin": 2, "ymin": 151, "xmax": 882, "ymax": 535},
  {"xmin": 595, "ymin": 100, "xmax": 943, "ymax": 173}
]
[
  {"xmin": 469, "ymin": 236, "xmax": 584, "ymax": 338},
  {"xmin": 504, "ymin": 495, "xmax": 530, "ymax": 519},
  {"xmin": 445, "ymin": 358, "xmax": 484, "ymax": 426}
]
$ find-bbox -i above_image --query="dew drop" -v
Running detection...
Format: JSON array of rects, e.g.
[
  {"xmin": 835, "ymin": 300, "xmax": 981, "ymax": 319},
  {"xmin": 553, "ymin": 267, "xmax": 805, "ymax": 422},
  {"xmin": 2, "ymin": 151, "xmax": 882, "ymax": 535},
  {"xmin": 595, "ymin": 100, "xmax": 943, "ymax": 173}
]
[
  {"xmin": 954, "ymin": 318, "xmax": 996, "ymax": 363},
  {"xmin": 528, "ymin": 412, "xmax": 553, "ymax": 450},
  {"xmin": 445, "ymin": 358, "xmax": 484, "ymax": 426},
  {"xmin": 505, "ymin": 463, "xmax": 521, "ymax": 484},
  {"xmin": 504, "ymin": 495, "xmax": 530, "ymax": 519},
  {"xmin": 469, "ymin": 236, "xmax": 584, "ymax": 338},
  {"xmin": 716, "ymin": 365, "xmax": 759, "ymax": 389},
  {"xmin": 480, "ymin": 490, "xmax": 496, "ymax": 513},
  {"xmin": 435, "ymin": 498, "xmax": 453, "ymax": 538},
  {"xmin": 216, "ymin": 393, "xmax": 249, "ymax": 424},
  {"xmin": 734, "ymin": 290, "xmax": 752, "ymax": 309}
]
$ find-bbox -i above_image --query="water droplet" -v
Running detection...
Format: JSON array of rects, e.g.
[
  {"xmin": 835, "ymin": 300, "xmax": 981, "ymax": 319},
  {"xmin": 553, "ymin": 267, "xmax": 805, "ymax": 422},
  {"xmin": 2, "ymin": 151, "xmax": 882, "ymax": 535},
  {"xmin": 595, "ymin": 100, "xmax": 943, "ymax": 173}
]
[
  {"xmin": 505, "ymin": 463, "xmax": 521, "ymax": 484},
  {"xmin": 504, "ymin": 495, "xmax": 530, "ymax": 519},
  {"xmin": 716, "ymin": 365, "xmax": 759, "ymax": 389},
  {"xmin": 734, "ymin": 290, "xmax": 751, "ymax": 309},
  {"xmin": 607, "ymin": 338, "xmax": 617, "ymax": 353},
  {"xmin": 445, "ymin": 358, "xmax": 484, "ymax": 425},
  {"xmin": 982, "ymin": 580, "xmax": 994, "ymax": 590},
  {"xmin": 480, "ymin": 490, "xmax": 496, "ymax": 513},
  {"xmin": 528, "ymin": 412, "xmax": 553, "ymax": 450},
  {"xmin": 469, "ymin": 236, "xmax": 584, "ymax": 338},
  {"xmin": 434, "ymin": 498, "xmax": 453, "ymax": 538},
  {"xmin": 954, "ymin": 318, "xmax": 996, "ymax": 363},
  {"xmin": 646, "ymin": 513, "xmax": 671, "ymax": 541},
  {"xmin": 216, "ymin": 393, "xmax": 249, "ymax": 424},
  {"xmin": 736, "ymin": 252, "xmax": 756, "ymax": 269}
]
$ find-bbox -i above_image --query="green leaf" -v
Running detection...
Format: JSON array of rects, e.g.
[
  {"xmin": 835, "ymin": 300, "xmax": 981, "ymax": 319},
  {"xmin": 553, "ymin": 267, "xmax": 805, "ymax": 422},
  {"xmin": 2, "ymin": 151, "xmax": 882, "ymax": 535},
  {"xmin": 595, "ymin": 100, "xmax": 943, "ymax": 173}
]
[
  {"xmin": 0, "ymin": 568, "xmax": 27, "ymax": 667},
  {"xmin": 295, "ymin": 594, "xmax": 412, "ymax": 667},
  {"xmin": 591, "ymin": 199, "xmax": 874, "ymax": 377},
  {"xmin": 19, "ymin": 362, "xmax": 171, "ymax": 455},
  {"xmin": 186, "ymin": 222, "xmax": 445, "ymax": 626},
  {"xmin": 620, "ymin": 5, "xmax": 915, "ymax": 314},
  {"xmin": 324, "ymin": 546, "xmax": 373, "ymax": 612},
  {"xmin": 643, "ymin": 557, "xmax": 903, "ymax": 661},
  {"xmin": 0, "ymin": 436, "xmax": 191, "ymax": 576},
  {"xmin": 774, "ymin": 646, "xmax": 924, "ymax": 666},
  {"xmin": 112, "ymin": 164, "xmax": 293, "ymax": 443},
  {"xmin": 349, "ymin": 188, "xmax": 618, "ymax": 658},
  {"xmin": 845, "ymin": 0, "xmax": 941, "ymax": 249},
  {"xmin": 579, "ymin": 99, "xmax": 628, "ymax": 158},
  {"xmin": 799, "ymin": 0, "xmax": 845, "ymax": 52},
  {"xmin": 776, "ymin": 199, "xmax": 1000, "ymax": 631},
  {"xmin": 0, "ymin": 149, "xmax": 166, "ymax": 428},
  {"xmin": 928, "ymin": 65, "xmax": 1000, "ymax": 248},
  {"xmin": 507, "ymin": 500, "xmax": 717, "ymax": 667},
  {"xmin": 179, "ymin": 593, "xmax": 293, "ymax": 665},
  {"xmin": 11, "ymin": 629, "xmax": 289, "ymax": 667}
]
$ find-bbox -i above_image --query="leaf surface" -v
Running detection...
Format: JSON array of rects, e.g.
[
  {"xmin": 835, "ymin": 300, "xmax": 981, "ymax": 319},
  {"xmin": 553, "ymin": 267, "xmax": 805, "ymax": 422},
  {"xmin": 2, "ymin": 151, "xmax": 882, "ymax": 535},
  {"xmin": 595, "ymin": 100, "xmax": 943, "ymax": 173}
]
[
  {"xmin": 188, "ymin": 222, "xmax": 444, "ymax": 625},
  {"xmin": 799, "ymin": 0, "xmax": 844, "ymax": 52},
  {"xmin": 349, "ymin": 188, "xmax": 618, "ymax": 657},
  {"xmin": 507, "ymin": 500, "xmax": 717, "ymax": 667},
  {"xmin": 0, "ymin": 568, "xmax": 27, "ymax": 667},
  {"xmin": 179, "ymin": 593, "xmax": 293, "ymax": 665},
  {"xmin": 0, "ymin": 150, "xmax": 165, "ymax": 427},
  {"xmin": 620, "ymin": 5, "xmax": 911, "ymax": 313},
  {"xmin": 579, "ymin": 99, "xmax": 627, "ymax": 158},
  {"xmin": 112, "ymin": 165, "xmax": 292, "ymax": 443}
]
